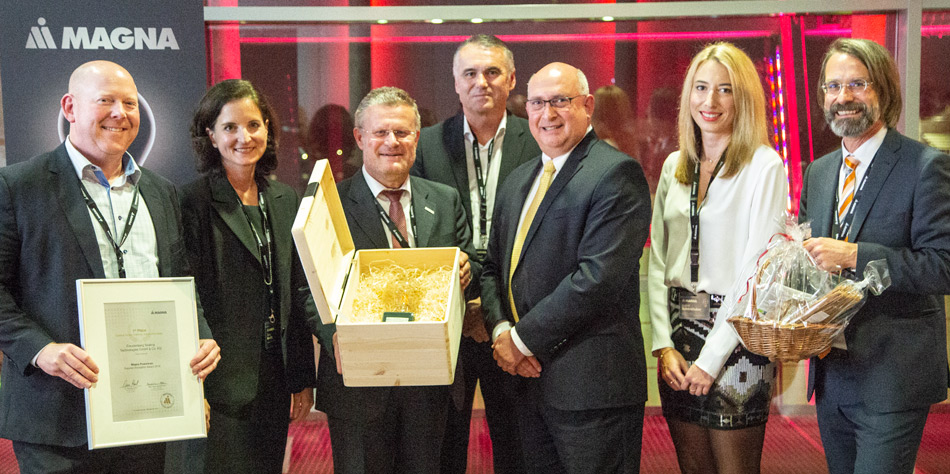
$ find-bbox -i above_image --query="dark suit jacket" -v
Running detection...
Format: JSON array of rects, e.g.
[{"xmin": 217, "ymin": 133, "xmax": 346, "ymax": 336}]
[
  {"xmin": 0, "ymin": 144, "xmax": 213, "ymax": 447},
  {"xmin": 801, "ymin": 129, "xmax": 950, "ymax": 411},
  {"xmin": 313, "ymin": 173, "xmax": 480, "ymax": 419},
  {"xmin": 412, "ymin": 112, "xmax": 541, "ymax": 246},
  {"xmin": 179, "ymin": 173, "xmax": 316, "ymax": 408},
  {"xmin": 481, "ymin": 131, "xmax": 651, "ymax": 411}
]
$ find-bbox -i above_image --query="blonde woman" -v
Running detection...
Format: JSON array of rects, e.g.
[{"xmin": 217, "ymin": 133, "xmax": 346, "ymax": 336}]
[{"xmin": 649, "ymin": 43, "xmax": 788, "ymax": 474}]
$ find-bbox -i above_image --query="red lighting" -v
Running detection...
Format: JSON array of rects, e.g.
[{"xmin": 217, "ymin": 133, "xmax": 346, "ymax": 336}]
[{"xmin": 238, "ymin": 30, "xmax": 776, "ymax": 45}]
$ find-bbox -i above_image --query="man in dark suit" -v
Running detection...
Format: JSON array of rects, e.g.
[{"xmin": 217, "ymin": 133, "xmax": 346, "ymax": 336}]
[
  {"xmin": 312, "ymin": 86, "xmax": 480, "ymax": 474},
  {"xmin": 481, "ymin": 62, "xmax": 651, "ymax": 473},
  {"xmin": 800, "ymin": 38, "xmax": 950, "ymax": 474},
  {"xmin": 0, "ymin": 61, "xmax": 220, "ymax": 473},
  {"xmin": 411, "ymin": 34, "xmax": 540, "ymax": 474}
]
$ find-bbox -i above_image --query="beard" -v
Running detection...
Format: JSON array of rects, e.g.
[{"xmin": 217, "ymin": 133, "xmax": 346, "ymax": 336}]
[{"xmin": 824, "ymin": 101, "xmax": 878, "ymax": 137}]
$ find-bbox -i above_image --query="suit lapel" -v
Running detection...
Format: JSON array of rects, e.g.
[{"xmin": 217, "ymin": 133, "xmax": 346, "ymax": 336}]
[
  {"xmin": 499, "ymin": 114, "xmax": 529, "ymax": 183},
  {"xmin": 261, "ymin": 183, "xmax": 293, "ymax": 298},
  {"xmin": 210, "ymin": 173, "xmax": 261, "ymax": 264},
  {"xmin": 346, "ymin": 176, "xmax": 390, "ymax": 249},
  {"xmin": 411, "ymin": 180, "xmax": 436, "ymax": 248},
  {"xmin": 807, "ymin": 151, "xmax": 840, "ymax": 238},
  {"xmin": 520, "ymin": 132, "xmax": 594, "ymax": 254},
  {"xmin": 49, "ymin": 145, "xmax": 106, "ymax": 279},
  {"xmin": 443, "ymin": 113, "xmax": 472, "ymax": 216},
  {"xmin": 848, "ymin": 129, "xmax": 902, "ymax": 241},
  {"xmin": 137, "ymin": 170, "xmax": 173, "ymax": 276}
]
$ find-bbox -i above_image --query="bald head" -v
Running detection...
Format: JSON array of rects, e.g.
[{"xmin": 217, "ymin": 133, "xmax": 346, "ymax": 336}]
[
  {"xmin": 62, "ymin": 61, "xmax": 140, "ymax": 173},
  {"xmin": 526, "ymin": 62, "xmax": 594, "ymax": 157}
]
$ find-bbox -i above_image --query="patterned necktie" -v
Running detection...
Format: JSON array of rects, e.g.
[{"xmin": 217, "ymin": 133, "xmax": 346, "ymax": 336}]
[
  {"xmin": 508, "ymin": 161, "xmax": 556, "ymax": 322},
  {"xmin": 838, "ymin": 154, "xmax": 859, "ymax": 223},
  {"xmin": 380, "ymin": 190, "xmax": 407, "ymax": 248}
]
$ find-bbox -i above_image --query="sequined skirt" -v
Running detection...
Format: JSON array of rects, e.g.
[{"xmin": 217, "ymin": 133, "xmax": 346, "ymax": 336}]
[{"xmin": 658, "ymin": 287, "xmax": 776, "ymax": 430}]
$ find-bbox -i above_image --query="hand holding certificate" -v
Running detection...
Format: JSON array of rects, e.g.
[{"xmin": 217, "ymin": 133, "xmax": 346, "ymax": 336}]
[{"xmin": 77, "ymin": 278, "xmax": 210, "ymax": 449}]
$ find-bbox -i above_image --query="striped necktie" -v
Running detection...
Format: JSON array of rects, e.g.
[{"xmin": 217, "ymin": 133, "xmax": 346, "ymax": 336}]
[
  {"xmin": 838, "ymin": 154, "xmax": 859, "ymax": 223},
  {"xmin": 508, "ymin": 160, "xmax": 556, "ymax": 322},
  {"xmin": 380, "ymin": 190, "xmax": 407, "ymax": 248}
]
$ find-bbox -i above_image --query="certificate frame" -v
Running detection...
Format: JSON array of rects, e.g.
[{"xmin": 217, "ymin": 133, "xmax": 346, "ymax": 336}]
[{"xmin": 76, "ymin": 277, "xmax": 206, "ymax": 449}]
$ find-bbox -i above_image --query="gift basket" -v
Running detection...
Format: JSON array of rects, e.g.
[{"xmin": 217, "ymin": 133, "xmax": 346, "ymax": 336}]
[{"xmin": 723, "ymin": 221, "xmax": 890, "ymax": 360}]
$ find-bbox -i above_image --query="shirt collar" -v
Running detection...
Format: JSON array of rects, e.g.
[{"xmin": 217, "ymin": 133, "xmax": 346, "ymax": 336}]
[
  {"xmin": 540, "ymin": 126, "xmax": 593, "ymax": 169},
  {"xmin": 463, "ymin": 113, "xmax": 508, "ymax": 146},
  {"xmin": 361, "ymin": 167, "xmax": 412, "ymax": 199},
  {"xmin": 839, "ymin": 125, "xmax": 887, "ymax": 167},
  {"xmin": 65, "ymin": 136, "xmax": 141, "ymax": 187}
]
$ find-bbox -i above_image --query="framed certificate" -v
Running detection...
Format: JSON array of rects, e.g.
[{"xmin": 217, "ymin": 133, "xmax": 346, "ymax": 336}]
[{"xmin": 76, "ymin": 277, "xmax": 206, "ymax": 449}]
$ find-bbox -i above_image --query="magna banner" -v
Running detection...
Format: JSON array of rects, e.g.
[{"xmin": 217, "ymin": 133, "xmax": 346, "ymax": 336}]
[{"xmin": 0, "ymin": 0, "xmax": 207, "ymax": 184}]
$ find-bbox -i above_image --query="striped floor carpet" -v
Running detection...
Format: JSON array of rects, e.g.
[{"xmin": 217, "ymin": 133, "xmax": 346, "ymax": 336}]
[{"xmin": 1, "ymin": 411, "xmax": 948, "ymax": 473}]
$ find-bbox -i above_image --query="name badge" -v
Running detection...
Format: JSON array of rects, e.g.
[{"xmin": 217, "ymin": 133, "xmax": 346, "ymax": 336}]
[{"xmin": 678, "ymin": 291, "xmax": 711, "ymax": 321}]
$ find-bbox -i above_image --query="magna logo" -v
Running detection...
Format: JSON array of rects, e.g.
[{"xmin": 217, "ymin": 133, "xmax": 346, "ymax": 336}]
[{"xmin": 26, "ymin": 17, "xmax": 180, "ymax": 50}]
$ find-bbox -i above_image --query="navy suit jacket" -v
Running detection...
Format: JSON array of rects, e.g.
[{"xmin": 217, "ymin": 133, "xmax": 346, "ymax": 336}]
[
  {"xmin": 411, "ymin": 112, "xmax": 541, "ymax": 246},
  {"xmin": 179, "ymin": 173, "xmax": 316, "ymax": 408},
  {"xmin": 480, "ymin": 131, "xmax": 651, "ymax": 411},
  {"xmin": 313, "ymin": 173, "xmax": 480, "ymax": 419},
  {"xmin": 0, "ymin": 144, "xmax": 212, "ymax": 447},
  {"xmin": 801, "ymin": 129, "xmax": 950, "ymax": 411}
]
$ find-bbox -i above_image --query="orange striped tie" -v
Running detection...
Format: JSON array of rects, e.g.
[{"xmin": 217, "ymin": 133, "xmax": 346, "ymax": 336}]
[{"xmin": 838, "ymin": 155, "xmax": 859, "ymax": 223}]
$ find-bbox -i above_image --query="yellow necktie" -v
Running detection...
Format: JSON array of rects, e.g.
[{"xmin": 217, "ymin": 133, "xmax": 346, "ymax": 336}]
[{"xmin": 508, "ymin": 161, "xmax": 556, "ymax": 322}]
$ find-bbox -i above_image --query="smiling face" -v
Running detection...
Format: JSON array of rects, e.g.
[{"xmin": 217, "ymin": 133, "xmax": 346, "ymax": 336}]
[
  {"xmin": 822, "ymin": 52, "xmax": 882, "ymax": 140},
  {"xmin": 689, "ymin": 60, "xmax": 735, "ymax": 139},
  {"xmin": 62, "ymin": 62, "xmax": 140, "ymax": 167},
  {"xmin": 207, "ymin": 97, "xmax": 269, "ymax": 174},
  {"xmin": 454, "ymin": 44, "xmax": 516, "ymax": 119},
  {"xmin": 354, "ymin": 104, "xmax": 420, "ymax": 188},
  {"xmin": 526, "ymin": 63, "xmax": 594, "ymax": 157}
]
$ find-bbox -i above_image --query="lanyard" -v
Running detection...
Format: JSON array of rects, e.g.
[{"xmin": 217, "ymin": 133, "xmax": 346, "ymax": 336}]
[
  {"xmin": 78, "ymin": 181, "xmax": 140, "ymax": 279},
  {"xmin": 373, "ymin": 193, "xmax": 417, "ymax": 249},
  {"xmin": 834, "ymin": 159, "xmax": 873, "ymax": 242},
  {"xmin": 238, "ymin": 192, "xmax": 277, "ymax": 321},
  {"xmin": 689, "ymin": 155, "xmax": 726, "ymax": 284},
  {"xmin": 472, "ymin": 138, "xmax": 495, "ymax": 248}
]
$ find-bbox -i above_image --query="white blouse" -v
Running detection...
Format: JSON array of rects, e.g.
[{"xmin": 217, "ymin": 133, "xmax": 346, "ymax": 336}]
[{"xmin": 648, "ymin": 144, "xmax": 788, "ymax": 377}]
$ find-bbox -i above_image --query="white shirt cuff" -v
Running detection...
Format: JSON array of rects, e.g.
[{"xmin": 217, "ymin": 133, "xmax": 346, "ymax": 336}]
[
  {"xmin": 510, "ymin": 327, "xmax": 533, "ymax": 357},
  {"xmin": 492, "ymin": 321, "xmax": 512, "ymax": 342}
]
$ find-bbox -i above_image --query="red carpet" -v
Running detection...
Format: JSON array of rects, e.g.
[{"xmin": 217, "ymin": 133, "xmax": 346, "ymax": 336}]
[{"xmin": 2, "ymin": 411, "xmax": 949, "ymax": 473}]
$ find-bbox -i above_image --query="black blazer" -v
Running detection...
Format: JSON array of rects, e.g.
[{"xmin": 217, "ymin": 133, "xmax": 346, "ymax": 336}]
[
  {"xmin": 313, "ymin": 173, "xmax": 480, "ymax": 419},
  {"xmin": 412, "ymin": 112, "xmax": 541, "ymax": 245},
  {"xmin": 0, "ymin": 144, "xmax": 212, "ymax": 447},
  {"xmin": 481, "ymin": 131, "xmax": 652, "ymax": 411},
  {"xmin": 801, "ymin": 129, "xmax": 950, "ymax": 410},
  {"xmin": 179, "ymin": 173, "xmax": 316, "ymax": 408}
]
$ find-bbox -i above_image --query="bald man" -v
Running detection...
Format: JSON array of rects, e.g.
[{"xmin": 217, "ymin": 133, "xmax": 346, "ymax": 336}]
[
  {"xmin": 0, "ymin": 61, "xmax": 219, "ymax": 473},
  {"xmin": 480, "ymin": 62, "xmax": 651, "ymax": 473}
]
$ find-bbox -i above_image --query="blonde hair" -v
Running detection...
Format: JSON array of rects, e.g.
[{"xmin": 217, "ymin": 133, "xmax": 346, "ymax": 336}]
[{"xmin": 675, "ymin": 42, "xmax": 770, "ymax": 184}]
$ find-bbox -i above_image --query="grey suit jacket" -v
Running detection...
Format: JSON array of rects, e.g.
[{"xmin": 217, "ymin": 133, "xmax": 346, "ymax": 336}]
[
  {"xmin": 412, "ymin": 112, "xmax": 541, "ymax": 247},
  {"xmin": 0, "ymin": 144, "xmax": 212, "ymax": 447},
  {"xmin": 179, "ymin": 173, "xmax": 316, "ymax": 408},
  {"xmin": 313, "ymin": 173, "xmax": 480, "ymax": 418},
  {"xmin": 801, "ymin": 129, "xmax": 950, "ymax": 411},
  {"xmin": 480, "ymin": 131, "xmax": 652, "ymax": 411}
]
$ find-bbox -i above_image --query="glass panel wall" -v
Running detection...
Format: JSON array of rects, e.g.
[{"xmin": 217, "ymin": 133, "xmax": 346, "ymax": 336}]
[{"xmin": 921, "ymin": 10, "xmax": 950, "ymax": 154}]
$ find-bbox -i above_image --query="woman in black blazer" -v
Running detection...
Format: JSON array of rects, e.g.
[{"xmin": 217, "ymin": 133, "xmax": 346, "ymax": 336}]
[{"xmin": 180, "ymin": 79, "xmax": 316, "ymax": 474}]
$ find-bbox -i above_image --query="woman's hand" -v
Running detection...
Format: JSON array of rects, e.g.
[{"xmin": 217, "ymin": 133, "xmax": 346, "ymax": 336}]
[
  {"xmin": 290, "ymin": 388, "xmax": 314, "ymax": 421},
  {"xmin": 683, "ymin": 364, "xmax": 715, "ymax": 396},
  {"xmin": 656, "ymin": 347, "xmax": 688, "ymax": 390}
]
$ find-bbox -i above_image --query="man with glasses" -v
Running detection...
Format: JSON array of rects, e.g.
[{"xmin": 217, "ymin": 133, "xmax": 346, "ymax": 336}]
[
  {"xmin": 411, "ymin": 34, "xmax": 539, "ymax": 474},
  {"xmin": 481, "ymin": 62, "xmax": 651, "ymax": 473},
  {"xmin": 311, "ymin": 87, "xmax": 480, "ymax": 474},
  {"xmin": 800, "ymin": 38, "xmax": 950, "ymax": 474}
]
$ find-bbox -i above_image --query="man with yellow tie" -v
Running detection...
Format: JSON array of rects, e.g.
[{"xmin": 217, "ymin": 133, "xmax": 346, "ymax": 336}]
[{"xmin": 480, "ymin": 62, "xmax": 651, "ymax": 473}]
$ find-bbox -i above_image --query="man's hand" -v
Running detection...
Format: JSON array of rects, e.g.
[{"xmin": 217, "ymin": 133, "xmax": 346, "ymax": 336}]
[
  {"xmin": 36, "ymin": 343, "xmax": 99, "ymax": 388},
  {"xmin": 290, "ymin": 388, "xmax": 314, "ymax": 421},
  {"xmin": 462, "ymin": 299, "xmax": 490, "ymax": 343},
  {"xmin": 333, "ymin": 332, "xmax": 343, "ymax": 375},
  {"xmin": 190, "ymin": 339, "xmax": 221, "ymax": 381},
  {"xmin": 683, "ymin": 365, "xmax": 715, "ymax": 396},
  {"xmin": 803, "ymin": 237, "xmax": 858, "ymax": 272},
  {"xmin": 514, "ymin": 356, "xmax": 542, "ymax": 378},
  {"xmin": 204, "ymin": 399, "xmax": 211, "ymax": 432},
  {"xmin": 459, "ymin": 252, "xmax": 472, "ymax": 290},
  {"xmin": 492, "ymin": 329, "xmax": 525, "ymax": 375}
]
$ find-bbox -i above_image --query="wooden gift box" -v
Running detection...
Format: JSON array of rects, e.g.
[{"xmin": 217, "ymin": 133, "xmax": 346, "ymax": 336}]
[{"xmin": 292, "ymin": 159, "xmax": 463, "ymax": 387}]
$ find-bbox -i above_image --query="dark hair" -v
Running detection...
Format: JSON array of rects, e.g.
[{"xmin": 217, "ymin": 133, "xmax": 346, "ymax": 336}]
[
  {"xmin": 817, "ymin": 38, "xmax": 902, "ymax": 128},
  {"xmin": 190, "ymin": 79, "xmax": 279, "ymax": 182}
]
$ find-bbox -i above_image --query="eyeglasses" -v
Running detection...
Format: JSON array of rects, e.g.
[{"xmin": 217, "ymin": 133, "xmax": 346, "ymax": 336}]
[
  {"xmin": 362, "ymin": 129, "xmax": 417, "ymax": 141},
  {"xmin": 526, "ymin": 95, "xmax": 584, "ymax": 112},
  {"xmin": 821, "ymin": 80, "xmax": 873, "ymax": 96}
]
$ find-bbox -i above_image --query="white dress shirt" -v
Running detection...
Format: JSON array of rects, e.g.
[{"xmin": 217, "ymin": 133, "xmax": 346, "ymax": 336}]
[
  {"xmin": 361, "ymin": 166, "xmax": 416, "ymax": 248},
  {"xmin": 463, "ymin": 114, "xmax": 507, "ymax": 251}
]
